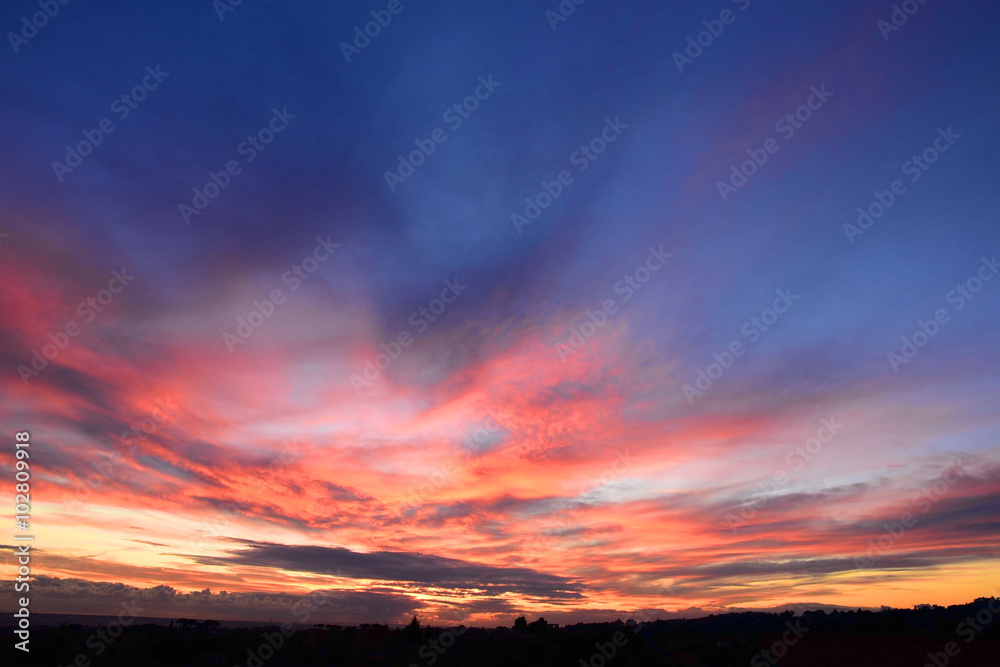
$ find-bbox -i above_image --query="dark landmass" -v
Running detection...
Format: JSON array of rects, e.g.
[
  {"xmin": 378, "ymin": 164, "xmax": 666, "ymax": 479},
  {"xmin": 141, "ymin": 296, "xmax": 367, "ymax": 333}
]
[{"xmin": 3, "ymin": 597, "xmax": 998, "ymax": 666}]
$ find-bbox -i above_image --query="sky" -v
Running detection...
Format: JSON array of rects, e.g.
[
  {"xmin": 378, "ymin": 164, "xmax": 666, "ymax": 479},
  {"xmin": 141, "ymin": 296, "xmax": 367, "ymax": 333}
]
[{"xmin": 2, "ymin": 0, "xmax": 999, "ymax": 626}]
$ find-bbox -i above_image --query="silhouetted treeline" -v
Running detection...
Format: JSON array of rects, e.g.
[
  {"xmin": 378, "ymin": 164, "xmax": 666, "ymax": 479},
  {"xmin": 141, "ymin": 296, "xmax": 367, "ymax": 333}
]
[{"xmin": 3, "ymin": 597, "xmax": 998, "ymax": 666}]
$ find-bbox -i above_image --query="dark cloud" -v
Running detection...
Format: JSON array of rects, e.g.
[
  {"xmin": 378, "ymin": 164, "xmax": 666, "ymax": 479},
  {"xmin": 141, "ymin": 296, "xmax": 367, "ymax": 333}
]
[
  {"xmin": 24, "ymin": 575, "xmax": 419, "ymax": 624},
  {"xmin": 198, "ymin": 540, "xmax": 583, "ymax": 600},
  {"xmin": 319, "ymin": 481, "xmax": 372, "ymax": 502}
]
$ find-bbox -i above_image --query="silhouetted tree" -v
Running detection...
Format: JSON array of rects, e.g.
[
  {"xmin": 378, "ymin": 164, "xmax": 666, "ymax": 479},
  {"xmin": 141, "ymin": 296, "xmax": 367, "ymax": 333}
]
[
  {"xmin": 198, "ymin": 619, "xmax": 220, "ymax": 632},
  {"xmin": 513, "ymin": 615, "xmax": 528, "ymax": 632},
  {"xmin": 405, "ymin": 615, "xmax": 421, "ymax": 641},
  {"xmin": 528, "ymin": 617, "xmax": 548, "ymax": 635}
]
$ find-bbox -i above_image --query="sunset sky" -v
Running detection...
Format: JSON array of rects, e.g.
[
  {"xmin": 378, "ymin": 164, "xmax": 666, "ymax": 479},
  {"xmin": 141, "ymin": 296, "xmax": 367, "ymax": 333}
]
[{"xmin": 2, "ymin": 0, "xmax": 999, "ymax": 626}]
